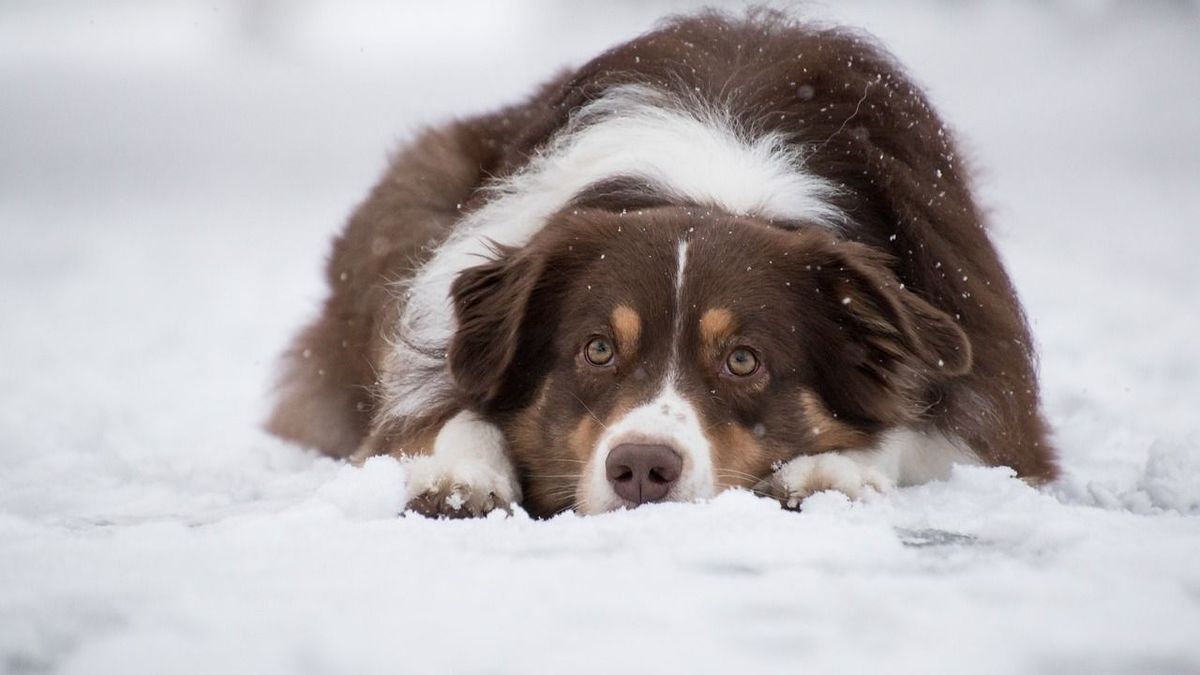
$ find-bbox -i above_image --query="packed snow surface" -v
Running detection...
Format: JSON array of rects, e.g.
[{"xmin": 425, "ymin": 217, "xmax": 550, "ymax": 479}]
[{"xmin": 2, "ymin": 2, "xmax": 1199, "ymax": 673}]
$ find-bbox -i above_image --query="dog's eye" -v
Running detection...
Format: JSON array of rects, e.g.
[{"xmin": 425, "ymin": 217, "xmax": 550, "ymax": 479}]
[
  {"xmin": 584, "ymin": 337, "xmax": 615, "ymax": 366},
  {"xmin": 725, "ymin": 347, "xmax": 759, "ymax": 376}
]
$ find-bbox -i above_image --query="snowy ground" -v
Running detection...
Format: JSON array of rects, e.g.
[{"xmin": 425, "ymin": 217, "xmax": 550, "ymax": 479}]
[{"xmin": 2, "ymin": 1, "xmax": 1199, "ymax": 673}]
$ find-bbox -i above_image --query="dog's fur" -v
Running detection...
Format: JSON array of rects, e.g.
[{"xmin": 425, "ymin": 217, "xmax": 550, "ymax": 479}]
[{"xmin": 267, "ymin": 10, "xmax": 1056, "ymax": 517}]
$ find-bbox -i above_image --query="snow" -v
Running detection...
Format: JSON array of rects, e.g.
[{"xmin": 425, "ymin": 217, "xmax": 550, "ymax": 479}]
[{"xmin": 2, "ymin": 1, "xmax": 1199, "ymax": 673}]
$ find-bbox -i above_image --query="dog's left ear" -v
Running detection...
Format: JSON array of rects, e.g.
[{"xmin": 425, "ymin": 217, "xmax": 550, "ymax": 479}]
[
  {"xmin": 447, "ymin": 246, "xmax": 553, "ymax": 411},
  {"xmin": 799, "ymin": 237, "xmax": 972, "ymax": 425},
  {"xmin": 827, "ymin": 241, "xmax": 972, "ymax": 376}
]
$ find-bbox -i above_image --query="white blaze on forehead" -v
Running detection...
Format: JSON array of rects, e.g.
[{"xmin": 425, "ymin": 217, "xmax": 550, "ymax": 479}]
[
  {"xmin": 674, "ymin": 239, "xmax": 689, "ymax": 299},
  {"xmin": 380, "ymin": 84, "xmax": 843, "ymax": 422},
  {"xmin": 668, "ymin": 239, "xmax": 690, "ymax": 376},
  {"xmin": 579, "ymin": 383, "xmax": 715, "ymax": 514}
]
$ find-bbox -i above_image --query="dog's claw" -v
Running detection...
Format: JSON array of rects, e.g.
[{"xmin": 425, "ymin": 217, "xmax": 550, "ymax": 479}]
[{"xmin": 402, "ymin": 465, "xmax": 516, "ymax": 519}]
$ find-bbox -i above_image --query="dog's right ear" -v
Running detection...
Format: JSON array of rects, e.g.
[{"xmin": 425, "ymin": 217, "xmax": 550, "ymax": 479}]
[{"xmin": 447, "ymin": 246, "xmax": 550, "ymax": 410}]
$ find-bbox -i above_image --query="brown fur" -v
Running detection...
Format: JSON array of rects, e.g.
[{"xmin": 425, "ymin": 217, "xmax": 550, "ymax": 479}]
[
  {"xmin": 709, "ymin": 422, "xmax": 769, "ymax": 491},
  {"xmin": 266, "ymin": 120, "xmax": 496, "ymax": 457},
  {"xmin": 799, "ymin": 390, "xmax": 874, "ymax": 453}
]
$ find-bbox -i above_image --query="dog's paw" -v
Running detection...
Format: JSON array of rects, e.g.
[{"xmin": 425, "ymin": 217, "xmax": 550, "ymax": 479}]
[
  {"xmin": 754, "ymin": 452, "xmax": 893, "ymax": 510},
  {"xmin": 401, "ymin": 454, "xmax": 521, "ymax": 519}
]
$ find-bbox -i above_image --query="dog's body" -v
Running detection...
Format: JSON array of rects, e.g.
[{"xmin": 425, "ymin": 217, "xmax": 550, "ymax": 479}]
[{"xmin": 268, "ymin": 11, "xmax": 1056, "ymax": 517}]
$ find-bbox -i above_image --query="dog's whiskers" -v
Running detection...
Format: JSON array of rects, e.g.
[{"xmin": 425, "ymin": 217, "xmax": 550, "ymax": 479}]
[
  {"xmin": 715, "ymin": 469, "xmax": 769, "ymax": 491},
  {"xmin": 716, "ymin": 468, "xmax": 763, "ymax": 482},
  {"xmin": 551, "ymin": 496, "xmax": 589, "ymax": 516},
  {"xmin": 569, "ymin": 392, "xmax": 609, "ymax": 431}
]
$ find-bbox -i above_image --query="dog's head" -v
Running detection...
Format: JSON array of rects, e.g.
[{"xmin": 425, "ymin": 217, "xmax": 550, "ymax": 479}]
[{"xmin": 447, "ymin": 207, "xmax": 970, "ymax": 516}]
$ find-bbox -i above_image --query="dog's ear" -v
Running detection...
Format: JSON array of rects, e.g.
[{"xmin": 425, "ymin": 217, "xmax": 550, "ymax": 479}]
[
  {"xmin": 832, "ymin": 244, "xmax": 972, "ymax": 374},
  {"xmin": 805, "ymin": 239, "xmax": 972, "ymax": 424},
  {"xmin": 447, "ymin": 246, "xmax": 553, "ymax": 411}
]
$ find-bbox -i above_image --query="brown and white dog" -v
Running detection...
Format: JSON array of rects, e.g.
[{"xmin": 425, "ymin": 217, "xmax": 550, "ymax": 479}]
[{"xmin": 267, "ymin": 10, "xmax": 1056, "ymax": 518}]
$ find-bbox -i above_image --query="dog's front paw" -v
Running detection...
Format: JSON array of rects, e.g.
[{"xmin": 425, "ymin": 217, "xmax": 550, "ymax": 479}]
[
  {"xmin": 754, "ymin": 452, "xmax": 893, "ymax": 510},
  {"xmin": 401, "ymin": 454, "xmax": 521, "ymax": 519}
]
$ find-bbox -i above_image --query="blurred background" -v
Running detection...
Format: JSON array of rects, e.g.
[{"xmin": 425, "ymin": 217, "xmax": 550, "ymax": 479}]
[{"xmin": 2, "ymin": 2, "xmax": 1199, "ymax": 672}]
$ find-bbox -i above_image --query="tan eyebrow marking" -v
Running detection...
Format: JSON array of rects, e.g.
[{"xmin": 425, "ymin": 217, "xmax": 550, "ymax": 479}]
[
  {"xmin": 611, "ymin": 305, "xmax": 641, "ymax": 354},
  {"xmin": 699, "ymin": 307, "xmax": 736, "ymax": 349}
]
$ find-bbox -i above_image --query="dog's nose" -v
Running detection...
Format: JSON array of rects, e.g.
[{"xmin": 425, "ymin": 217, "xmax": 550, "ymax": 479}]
[{"xmin": 605, "ymin": 443, "xmax": 683, "ymax": 505}]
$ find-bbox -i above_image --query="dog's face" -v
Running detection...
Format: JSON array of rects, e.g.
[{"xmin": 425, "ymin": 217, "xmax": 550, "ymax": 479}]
[{"xmin": 448, "ymin": 207, "xmax": 970, "ymax": 517}]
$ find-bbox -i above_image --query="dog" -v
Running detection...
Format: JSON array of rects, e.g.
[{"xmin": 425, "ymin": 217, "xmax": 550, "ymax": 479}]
[{"xmin": 267, "ymin": 10, "xmax": 1057, "ymax": 518}]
